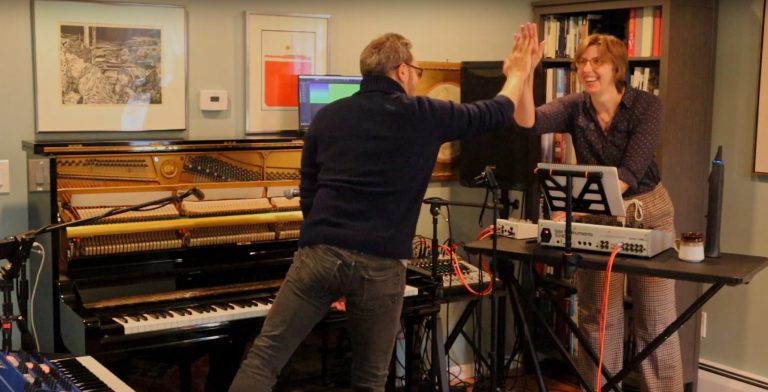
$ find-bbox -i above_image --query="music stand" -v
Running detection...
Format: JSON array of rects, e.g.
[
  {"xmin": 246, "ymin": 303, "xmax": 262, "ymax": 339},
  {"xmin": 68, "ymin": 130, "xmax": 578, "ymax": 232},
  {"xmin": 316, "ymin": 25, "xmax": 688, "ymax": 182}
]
[{"xmin": 536, "ymin": 163, "xmax": 625, "ymax": 279}]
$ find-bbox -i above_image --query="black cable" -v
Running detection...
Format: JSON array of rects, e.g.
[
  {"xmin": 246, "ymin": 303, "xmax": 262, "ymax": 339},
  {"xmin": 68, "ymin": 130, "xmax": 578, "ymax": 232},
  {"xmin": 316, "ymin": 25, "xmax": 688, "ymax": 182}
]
[
  {"xmin": 478, "ymin": 187, "xmax": 490, "ymax": 227},
  {"xmin": 136, "ymin": 200, "xmax": 174, "ymax": 211},
  {"xmin": 446, "ymin": 205, "xmax": 454, "ymax": 251}
]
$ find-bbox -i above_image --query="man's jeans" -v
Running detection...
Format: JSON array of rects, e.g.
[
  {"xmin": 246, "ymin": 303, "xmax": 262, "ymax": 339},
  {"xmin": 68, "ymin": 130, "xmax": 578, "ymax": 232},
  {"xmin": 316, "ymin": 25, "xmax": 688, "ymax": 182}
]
[{"xmin": 229, "ymin": 244, "xmax": 405, "ymax": 392}]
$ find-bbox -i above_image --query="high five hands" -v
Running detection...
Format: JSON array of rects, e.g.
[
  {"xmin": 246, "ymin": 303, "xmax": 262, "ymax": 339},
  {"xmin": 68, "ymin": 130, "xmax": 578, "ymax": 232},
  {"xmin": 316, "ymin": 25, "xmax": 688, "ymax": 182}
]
[{"xmin": 503, "ymin": 23, "xmax": 545, "ymax": 79}]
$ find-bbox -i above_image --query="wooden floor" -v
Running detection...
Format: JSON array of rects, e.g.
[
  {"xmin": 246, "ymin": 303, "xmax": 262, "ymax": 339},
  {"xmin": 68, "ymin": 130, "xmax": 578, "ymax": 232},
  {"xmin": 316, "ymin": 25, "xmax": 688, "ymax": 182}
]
[
  {"xmin": 464, "ymin": 375, "xmax": 580, "ymax": 392},
  {"xmin": 276, "ymin": 374, "xmax": 581, "ymax": 392},
  {"xmin": 115, "ymin": 353, "xmax": 582, "ymax": 392},
  {"xmin": 111, "ymin": 327, "xmax": 586, "ymax": 392}
]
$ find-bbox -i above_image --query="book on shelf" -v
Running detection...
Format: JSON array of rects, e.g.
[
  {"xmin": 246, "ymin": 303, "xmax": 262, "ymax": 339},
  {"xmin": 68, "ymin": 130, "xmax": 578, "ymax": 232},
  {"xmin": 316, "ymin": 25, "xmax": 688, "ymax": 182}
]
[
  {"xmin": 647, "ymin": 68, "xmax": 660, "ymax": 95},
  {"xmin": 627, "ymin": 6, "xmax": 662, "ymax": 58},
  {"xmin": 558, "ymin": 17, "xmax": 567, "ymax": 57},
  {"xmin": 652, "ymin": 7, "xmax": 662, "ymax": 56},
  {"xmin": 630, "ymin": 66, "xmax": 660, "ymax": 95},
  {"xmin": 544, "ymin": 16, "xmax": 558, "ymax": 58},
  {"xmin": 542, "ymin": 67, "xmax": 581, "ymax": 165},
  {"xmin": 634, "ymin": 8, "xmax": 644, "ymax": 56},
  {"xmin": 555, "ymin": 68, "xmax": 567, "ymax": 98},
  {"xmin": 640, "ymin": 6, "xmax": 654, "ymax": 57},
  {"xmin": 542, "ymin": 14, "xmax": 603, "ymax": 59},
  {"xmin": 544, "ymin": 8, "xmax": 662, "ymax": 60},
  {"xmin": 627, "ymin": 8, "xmax": 636, "ymax": 57}
]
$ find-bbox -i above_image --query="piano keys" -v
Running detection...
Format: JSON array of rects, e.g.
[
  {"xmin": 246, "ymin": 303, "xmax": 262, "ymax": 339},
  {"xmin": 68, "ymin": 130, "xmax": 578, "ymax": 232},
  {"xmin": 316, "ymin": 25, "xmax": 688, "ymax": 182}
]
[
  {"xmin": 0, "ymin": 352, "xmax": 134, "ymax": 392},
  {"xmin": 106, "ymin": 284, "xmax": 422, "ymax": 336},
  {"xmin": 104, "ymin": 289, "xmax": 278, "ymax": 336},
  {"xmin": 51, "ymin": 356, "xmax": 135, "ymax": 392}
]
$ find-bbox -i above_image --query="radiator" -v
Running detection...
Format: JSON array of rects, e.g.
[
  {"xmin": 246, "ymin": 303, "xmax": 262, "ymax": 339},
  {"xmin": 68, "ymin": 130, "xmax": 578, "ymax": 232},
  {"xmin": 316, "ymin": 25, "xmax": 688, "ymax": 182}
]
[{"xmin": 699, "ymin": 360, "xmax": 768, "ymax": 392}]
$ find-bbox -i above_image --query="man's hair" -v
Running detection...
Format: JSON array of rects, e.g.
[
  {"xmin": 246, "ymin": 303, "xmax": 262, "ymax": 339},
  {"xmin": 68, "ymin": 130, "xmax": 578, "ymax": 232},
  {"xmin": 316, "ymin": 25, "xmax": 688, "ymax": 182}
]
[
  {"xmin": 359, "ymin": 33, "xmax": 413, "ymax": 77},
  {"xmin": 573, "ymin": 34, "xmax": 628, "ymax": 92}
]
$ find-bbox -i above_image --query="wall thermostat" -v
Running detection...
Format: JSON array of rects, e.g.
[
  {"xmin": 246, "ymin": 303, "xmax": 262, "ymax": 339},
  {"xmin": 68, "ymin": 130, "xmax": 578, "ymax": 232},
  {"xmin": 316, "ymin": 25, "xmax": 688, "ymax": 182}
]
[{"xmin": 200, "ymin": 90, "xmax": 228, "ymax": 111}]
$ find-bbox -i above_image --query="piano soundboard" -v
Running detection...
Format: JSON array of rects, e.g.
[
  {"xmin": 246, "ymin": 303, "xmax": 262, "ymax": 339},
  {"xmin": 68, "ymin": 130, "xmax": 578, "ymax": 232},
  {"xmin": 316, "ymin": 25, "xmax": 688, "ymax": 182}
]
[{"xmin": 0, "ymin": 352, "xmax": 134, "ymax": 392}]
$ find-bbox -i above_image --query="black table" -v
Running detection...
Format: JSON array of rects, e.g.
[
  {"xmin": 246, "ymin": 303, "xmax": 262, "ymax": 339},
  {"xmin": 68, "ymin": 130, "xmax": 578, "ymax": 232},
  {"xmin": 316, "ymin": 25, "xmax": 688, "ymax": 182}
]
[{"xmin": 464, "ymin": 237, "xmax": 768, "ymax": 392}]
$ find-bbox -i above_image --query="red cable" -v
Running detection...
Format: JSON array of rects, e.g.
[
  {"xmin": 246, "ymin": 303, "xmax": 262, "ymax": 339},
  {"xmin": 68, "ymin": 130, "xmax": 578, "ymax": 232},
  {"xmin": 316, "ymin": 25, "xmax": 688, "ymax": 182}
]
[
  {"xmin": 445, "ymin": 226, "xmax": 497, "ymax": 296},
  {"xmin": 442, "ymin": 244, "xmax": 493, "ymax": 296},
  {"xmin": 476, "ymin": 226, "xmax": 496, "ymax": 277},
  {"xmin": 596, "ymin": 243, "xmax": 622, "ymax": 392}
]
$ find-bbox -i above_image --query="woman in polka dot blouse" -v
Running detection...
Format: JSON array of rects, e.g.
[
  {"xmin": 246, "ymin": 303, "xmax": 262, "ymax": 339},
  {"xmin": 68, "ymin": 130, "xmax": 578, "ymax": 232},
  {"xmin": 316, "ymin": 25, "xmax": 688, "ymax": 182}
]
[{"xmin": 514, "ymin": 24, "xmax": 683, "ymax": 392}]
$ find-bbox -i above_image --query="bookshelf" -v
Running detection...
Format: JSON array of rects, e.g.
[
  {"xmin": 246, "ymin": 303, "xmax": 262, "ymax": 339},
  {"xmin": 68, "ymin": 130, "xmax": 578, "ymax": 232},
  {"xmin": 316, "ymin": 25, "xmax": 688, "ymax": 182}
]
[{"xmin": 531, "ymin": 0, "xmax": 718, "ymax": 390}]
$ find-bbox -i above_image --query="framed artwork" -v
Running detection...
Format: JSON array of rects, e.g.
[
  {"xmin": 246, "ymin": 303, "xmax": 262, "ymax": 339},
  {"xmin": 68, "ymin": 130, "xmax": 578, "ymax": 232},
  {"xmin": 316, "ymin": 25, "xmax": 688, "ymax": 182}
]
[
  {"xmin": 32, "ymin": 0, "xmax": 187, "ymax": 132},
  {"xmin": 756, "ymin": 1, "xmax": 768, "ymax": 173},
  {"xmin": 415, "ymin": 62, "xmax": 461, "ymax": 181},
  {"xmin": 246, "ymin": 13, "xmax": 328, "ymax": 134}
]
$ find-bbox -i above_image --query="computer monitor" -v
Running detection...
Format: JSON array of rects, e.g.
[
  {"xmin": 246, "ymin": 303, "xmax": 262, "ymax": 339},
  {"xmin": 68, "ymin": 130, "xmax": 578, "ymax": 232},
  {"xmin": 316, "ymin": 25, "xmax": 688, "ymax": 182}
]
[{"xmin": 297, "ymin": 75, "xmax": 362, "ymax": 132}]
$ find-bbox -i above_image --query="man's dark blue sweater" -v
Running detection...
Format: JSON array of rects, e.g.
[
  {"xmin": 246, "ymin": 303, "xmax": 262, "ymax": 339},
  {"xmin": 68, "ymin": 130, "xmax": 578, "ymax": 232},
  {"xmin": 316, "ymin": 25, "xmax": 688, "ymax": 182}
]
[{"xmin": 298, "ymin": 75, "xmax": 515, "ymax": 260}]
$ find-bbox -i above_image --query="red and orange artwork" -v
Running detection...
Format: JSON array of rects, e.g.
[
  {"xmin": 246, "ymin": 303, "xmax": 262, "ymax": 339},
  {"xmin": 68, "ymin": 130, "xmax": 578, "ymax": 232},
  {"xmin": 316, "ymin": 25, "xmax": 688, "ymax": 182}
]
[{"xmin": 261, "ymin": 30, "xmax": 315, "ymax": 109}]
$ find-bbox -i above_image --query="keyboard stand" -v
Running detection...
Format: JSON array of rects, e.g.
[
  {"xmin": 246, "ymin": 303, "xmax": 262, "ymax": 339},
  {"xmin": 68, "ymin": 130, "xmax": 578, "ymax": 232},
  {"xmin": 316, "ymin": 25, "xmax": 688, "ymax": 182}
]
[{"xmin": 465, "ymin": 237, "xmax": 768, "ymax": 392}]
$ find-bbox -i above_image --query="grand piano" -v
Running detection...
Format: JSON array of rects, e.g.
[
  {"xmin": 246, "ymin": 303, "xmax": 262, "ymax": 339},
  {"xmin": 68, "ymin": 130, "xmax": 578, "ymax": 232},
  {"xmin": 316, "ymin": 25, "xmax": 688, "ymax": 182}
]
[{"xmin": 23, "ymin": 137, "xmax": 308, "ymax": 377}]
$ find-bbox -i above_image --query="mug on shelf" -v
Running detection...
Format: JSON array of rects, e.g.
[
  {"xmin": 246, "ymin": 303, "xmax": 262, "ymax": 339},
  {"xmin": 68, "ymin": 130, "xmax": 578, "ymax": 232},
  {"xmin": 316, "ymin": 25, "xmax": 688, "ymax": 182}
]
[{"xmin": 674, "ymin": 231, "xmax": 705, "ymax": 262}]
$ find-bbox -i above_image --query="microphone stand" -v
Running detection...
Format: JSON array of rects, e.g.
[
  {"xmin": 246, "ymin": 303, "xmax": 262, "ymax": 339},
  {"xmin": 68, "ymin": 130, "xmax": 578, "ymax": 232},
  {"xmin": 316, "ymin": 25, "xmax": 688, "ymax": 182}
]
[
  {"xmin": 482, "ymin": 166, "xmax": 501, "ymax": 392},
  {"xmin": 0, "ymin": 187, "xmax": 205, "ymax": 353},
  {"xmin": 422, "ymin": 166, "xmax": 511, "ymax": 391},
  {"xmin": 461, "ymin": 165, "xmax": 504, "ymax": 391},
  {"xmin": 420, "ymin": 195, "xmax": 508, "ymax": 391},
  {"xmin": 421, "ymin": 199, "xmax": 450, "ymax": 392}
]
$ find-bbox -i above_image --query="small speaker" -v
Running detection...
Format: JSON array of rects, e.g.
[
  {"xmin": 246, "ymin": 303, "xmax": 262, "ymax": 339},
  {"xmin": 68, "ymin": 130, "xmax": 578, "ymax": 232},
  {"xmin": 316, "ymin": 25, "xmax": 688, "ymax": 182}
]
[{"xmin": 459, "ymin": 61, "xmax": 541, "ymax": 220}]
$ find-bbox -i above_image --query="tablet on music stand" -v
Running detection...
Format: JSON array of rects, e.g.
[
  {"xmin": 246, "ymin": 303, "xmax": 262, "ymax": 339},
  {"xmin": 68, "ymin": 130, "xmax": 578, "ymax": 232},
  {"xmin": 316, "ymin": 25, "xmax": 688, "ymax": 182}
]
[
  {"xmin": 537, "ymin": 163, "xmax": 625, "ymax": 217},
  {"xmin": 536, "ymin": 163, "xmax": 626, "ymax": 279}
]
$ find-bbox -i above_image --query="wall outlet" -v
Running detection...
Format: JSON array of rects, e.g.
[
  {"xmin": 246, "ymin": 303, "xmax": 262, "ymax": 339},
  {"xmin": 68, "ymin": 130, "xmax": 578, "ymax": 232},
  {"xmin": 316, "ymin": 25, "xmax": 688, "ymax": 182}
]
[
  {"xmin": 701, "ymin": 311, "xmax": 707, "ymax": 338},
  {"xmin": 0, "ymin": 160, "xmax": 9, "ymax": 194}
]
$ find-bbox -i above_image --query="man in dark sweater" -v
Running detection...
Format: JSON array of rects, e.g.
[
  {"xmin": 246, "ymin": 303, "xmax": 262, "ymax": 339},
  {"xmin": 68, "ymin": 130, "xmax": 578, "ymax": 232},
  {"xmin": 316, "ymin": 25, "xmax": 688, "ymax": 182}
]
[{"xmin": 230, "ymin": 26, "xmax": 536, "ymax": 392}]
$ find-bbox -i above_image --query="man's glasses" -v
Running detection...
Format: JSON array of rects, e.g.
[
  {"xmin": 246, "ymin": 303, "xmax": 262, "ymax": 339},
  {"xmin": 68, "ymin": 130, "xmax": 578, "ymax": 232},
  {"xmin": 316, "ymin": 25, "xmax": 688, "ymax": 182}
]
[
  {"xmin": 574, "ymin": 57, "xmax": 606, "ymax": 69},
  {"xmin": 404, "ymin": 62, "xmax": 424, "ymax": 78}
]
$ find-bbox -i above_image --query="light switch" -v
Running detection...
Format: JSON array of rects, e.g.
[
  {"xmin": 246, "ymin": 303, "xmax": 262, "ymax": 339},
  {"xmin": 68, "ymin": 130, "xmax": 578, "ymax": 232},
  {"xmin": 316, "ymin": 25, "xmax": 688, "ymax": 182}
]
[{"xmin": 0, "ymin": 160, "xmax": 9, "ymax": 194}]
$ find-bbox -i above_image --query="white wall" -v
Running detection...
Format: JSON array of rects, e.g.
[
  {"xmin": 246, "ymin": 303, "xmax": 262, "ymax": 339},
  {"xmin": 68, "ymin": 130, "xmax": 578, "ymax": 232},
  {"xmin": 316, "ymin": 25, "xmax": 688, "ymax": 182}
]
[
  {"xmin": 0, "ymin": 0, "xmax": 532, "ymax": 355},
  {"xmin": 701, "ymin": 0, "xmax": 768, "ymax": 380}
]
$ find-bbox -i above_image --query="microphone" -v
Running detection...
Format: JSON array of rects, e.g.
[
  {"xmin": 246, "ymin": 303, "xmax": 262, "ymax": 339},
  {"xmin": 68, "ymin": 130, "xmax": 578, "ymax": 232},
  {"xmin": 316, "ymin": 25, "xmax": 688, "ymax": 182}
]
[
  {"xmin": 180, "ymin": 187, "xmax": 205, "ymax": 201},
  {"xmin": 473, "ymin": 165, "xmax": 499, "ymax": 188},
  {"xmin": 283, "ymin": 188, "xmax": 300, "ymax": 200}
]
